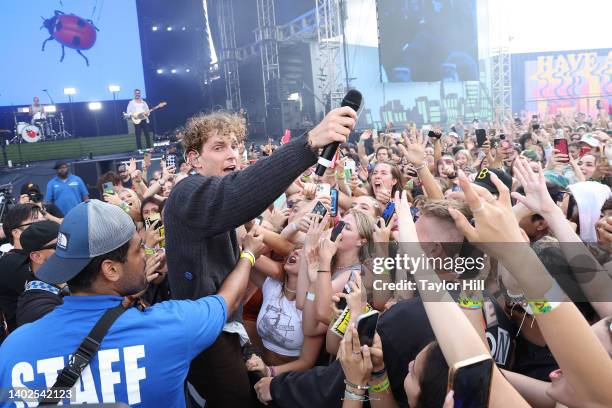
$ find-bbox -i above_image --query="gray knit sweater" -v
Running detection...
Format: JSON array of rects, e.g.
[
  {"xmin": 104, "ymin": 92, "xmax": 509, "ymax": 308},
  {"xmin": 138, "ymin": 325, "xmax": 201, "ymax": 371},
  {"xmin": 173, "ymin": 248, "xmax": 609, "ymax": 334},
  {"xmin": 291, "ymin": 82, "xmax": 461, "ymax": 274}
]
[{"xmin": 164, "ymin": 135, "xmax": 318, "ymax": 321}]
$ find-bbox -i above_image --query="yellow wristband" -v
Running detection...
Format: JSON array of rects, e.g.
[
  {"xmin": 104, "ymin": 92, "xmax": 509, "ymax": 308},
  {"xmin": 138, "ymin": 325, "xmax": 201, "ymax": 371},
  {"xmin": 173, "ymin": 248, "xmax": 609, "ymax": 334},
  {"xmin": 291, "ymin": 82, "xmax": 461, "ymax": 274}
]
[
  {"xmin": 458, "ymin": 296, "xmax": 483, "ymax": 310},
  {"xmin": 370, "ymin": 376, "xmax": 390, "ymax": 393},
  {"xmin": 240, "ymin": 251, "xmax": 255, "ymax": 267},
  {"xmin": 144, "ymin": 247, "xmax": 156, "ymax": 255}
]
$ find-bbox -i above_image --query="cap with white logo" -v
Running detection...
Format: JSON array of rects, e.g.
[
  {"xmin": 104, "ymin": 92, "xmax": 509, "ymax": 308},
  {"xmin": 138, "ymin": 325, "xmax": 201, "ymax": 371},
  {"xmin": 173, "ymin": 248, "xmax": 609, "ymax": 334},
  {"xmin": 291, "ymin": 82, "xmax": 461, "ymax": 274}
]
[{"xmin": 35, "ymin": 200, "xmax": 136, "ymax": 284}]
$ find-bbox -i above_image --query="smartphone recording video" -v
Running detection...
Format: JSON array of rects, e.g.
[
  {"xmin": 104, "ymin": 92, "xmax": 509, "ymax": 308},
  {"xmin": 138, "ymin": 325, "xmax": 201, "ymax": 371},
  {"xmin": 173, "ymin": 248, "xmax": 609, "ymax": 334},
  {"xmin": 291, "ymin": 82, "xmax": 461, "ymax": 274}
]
[
  {"xmin": 448, "ymin": 356, "xmax": 494, "ymax": 408},
  {"xmin": 312, "ymin": 201, "xmax": 327, "ymax": 217},
  {"xmin": 475, "ymin": 129, "xmax": 487, "ymax": 148},
  {"xmin": 330, "ymin": 188, "xmax": 339, "ymax": 217},
  {"xmin": 335, "ymin": 283, "xmax": 351, "ymax": 311},
  {"xmin": 554, "ymin": 138, "xmax": 569, "ymax": 157},
  {"xmin": 381, "ymin": 202, "xmax": 396, "ymax": 226},
  {"xmin": 103, "ymin": 182, "xmax": 114, "ymax": 195},
  {"xmin": 331, "ymin": 220, "xmax": 345, "ymax": 242},
  {"xmin": 356, "ymin": 310, "xmax": 379, "ymax": 347}
]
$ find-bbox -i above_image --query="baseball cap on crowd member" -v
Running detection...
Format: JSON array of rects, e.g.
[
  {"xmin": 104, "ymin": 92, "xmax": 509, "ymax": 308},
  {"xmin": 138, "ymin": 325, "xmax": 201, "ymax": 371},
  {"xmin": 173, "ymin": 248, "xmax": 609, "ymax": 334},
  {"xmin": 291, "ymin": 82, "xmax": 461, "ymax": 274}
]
[
  {"xmin": 20, "ymin": 182, "xmax": 42, "ymax": 196},
  {"xmin": 35, "ymin": 200, "xmax": 135, "ymax": 284},
  {"xmin": 579, "ymin": 133, "xmax": 600, "ymax": 148},
  {"xmin": 473, "ymin": 167, "xmax": 513, "ymax": 195},
  {"xmin": 53, "ymin": 160, "xmax": 68, "ymax": 170},
  {"xmin": 20, "ymin": 221, "xmax": 60, "ymax": 256},
  {"xmin": 520, "ymin": 150, "xmax": 539, "ymax": 162}
]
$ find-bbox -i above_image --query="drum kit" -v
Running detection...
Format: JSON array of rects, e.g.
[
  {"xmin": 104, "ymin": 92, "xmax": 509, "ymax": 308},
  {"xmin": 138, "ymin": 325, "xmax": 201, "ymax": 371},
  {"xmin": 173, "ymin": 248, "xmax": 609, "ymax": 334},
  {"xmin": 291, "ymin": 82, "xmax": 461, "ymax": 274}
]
[{"xmin": 11, "ymin": 105, "xmax": 71, "ymax": 143}]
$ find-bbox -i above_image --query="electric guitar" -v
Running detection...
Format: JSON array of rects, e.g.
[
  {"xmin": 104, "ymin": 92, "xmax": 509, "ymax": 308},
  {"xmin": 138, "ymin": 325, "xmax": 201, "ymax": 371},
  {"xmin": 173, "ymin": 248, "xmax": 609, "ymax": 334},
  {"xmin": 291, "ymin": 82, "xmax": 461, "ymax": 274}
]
[{"xmin": 125, "ymin": 101, "xmax": 167, "ymax": 125}]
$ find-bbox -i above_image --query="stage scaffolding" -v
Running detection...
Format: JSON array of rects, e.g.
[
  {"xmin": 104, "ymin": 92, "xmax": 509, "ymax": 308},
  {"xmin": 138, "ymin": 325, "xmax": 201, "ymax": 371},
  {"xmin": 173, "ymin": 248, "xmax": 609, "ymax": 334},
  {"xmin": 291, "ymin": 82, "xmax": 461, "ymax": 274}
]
[
  {"xmin": 490, "ymin": 48, "xmax": 512, "ymax": 120},
  {"xmin": 216, "ymin": 0, "xmax": 242, "ymax": 111}
]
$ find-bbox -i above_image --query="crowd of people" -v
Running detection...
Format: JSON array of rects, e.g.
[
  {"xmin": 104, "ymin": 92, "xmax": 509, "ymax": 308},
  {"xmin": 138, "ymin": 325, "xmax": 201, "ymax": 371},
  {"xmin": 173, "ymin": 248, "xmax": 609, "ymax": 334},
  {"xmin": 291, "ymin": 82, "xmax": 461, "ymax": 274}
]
[{"xmin": 0, "ymin": 104, "xmax": 611, "ymax": 408}]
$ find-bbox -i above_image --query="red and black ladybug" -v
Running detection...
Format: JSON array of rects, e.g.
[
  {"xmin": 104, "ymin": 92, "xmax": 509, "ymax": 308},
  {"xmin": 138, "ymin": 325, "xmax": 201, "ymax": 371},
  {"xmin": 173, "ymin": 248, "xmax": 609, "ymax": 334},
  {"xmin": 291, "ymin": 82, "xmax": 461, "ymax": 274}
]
[{"xmin": 41, "ymin": 10, "xmax": 99, "ymax": 66}]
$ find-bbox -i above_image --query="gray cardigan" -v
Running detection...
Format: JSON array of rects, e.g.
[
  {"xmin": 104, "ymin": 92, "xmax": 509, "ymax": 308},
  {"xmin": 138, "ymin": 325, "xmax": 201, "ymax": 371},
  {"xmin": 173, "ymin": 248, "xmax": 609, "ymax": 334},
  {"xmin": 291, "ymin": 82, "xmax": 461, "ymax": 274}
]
[{"xmin": 164, "ymin": 135, "xmax": 318, "ymax": 321}]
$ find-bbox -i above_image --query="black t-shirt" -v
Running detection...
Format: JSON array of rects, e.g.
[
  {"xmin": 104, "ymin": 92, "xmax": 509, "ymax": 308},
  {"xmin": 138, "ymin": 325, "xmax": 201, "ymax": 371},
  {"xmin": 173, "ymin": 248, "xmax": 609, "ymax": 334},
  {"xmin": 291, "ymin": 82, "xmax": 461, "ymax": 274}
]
[
  {"xmin": 0, "ymin": 250, "xmax": 33, "ymax": 332},
  {"xmin": 121, "ymin": 178, "xmax": 133, "ymax": 189},
  {"xmin": 43, "ymin": 203, "xmax": 64, "ymax": 218},
  {"xmin": 271, "ymin": 297, "xmax": 521, "ymax": 408},
  {"xmin": 16, "ymin": 288, "xmax": 63, "ymax": 327}
]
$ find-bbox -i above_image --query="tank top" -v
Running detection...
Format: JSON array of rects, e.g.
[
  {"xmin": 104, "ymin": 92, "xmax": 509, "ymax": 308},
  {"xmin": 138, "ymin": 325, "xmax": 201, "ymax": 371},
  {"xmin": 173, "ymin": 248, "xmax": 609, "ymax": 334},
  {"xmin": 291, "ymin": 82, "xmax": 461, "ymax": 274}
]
[{"xmin": 256, "ymin": 278, "xmax": 304, "ymax": 357}]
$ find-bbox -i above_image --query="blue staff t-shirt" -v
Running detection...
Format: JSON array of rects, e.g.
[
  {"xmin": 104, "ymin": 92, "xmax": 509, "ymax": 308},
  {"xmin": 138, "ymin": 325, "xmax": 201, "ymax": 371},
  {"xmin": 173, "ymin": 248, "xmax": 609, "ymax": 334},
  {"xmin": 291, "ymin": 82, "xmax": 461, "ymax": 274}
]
[
  {"xmin": 44, "ymin": 174, "xmax": 88, "ymax": 215},
  {"xmin": 0, "ymin": 294, "xmax": 226, "ymax": 407}
]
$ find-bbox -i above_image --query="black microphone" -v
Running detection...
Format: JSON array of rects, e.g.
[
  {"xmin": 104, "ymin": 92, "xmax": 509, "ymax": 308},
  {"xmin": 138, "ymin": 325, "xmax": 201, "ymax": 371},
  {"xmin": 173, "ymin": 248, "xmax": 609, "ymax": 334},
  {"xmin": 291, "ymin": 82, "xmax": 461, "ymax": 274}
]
[{"xmin": 315, "ymin": 89, "xmax": 362, "ymax": 176}]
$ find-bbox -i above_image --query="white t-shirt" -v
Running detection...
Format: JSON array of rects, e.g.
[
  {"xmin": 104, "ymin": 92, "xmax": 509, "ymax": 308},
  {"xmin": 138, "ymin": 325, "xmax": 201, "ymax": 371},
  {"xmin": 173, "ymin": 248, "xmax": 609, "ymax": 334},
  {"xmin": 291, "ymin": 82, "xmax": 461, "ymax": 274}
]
[
  {"xmin": 126, "ymin": 99, "xmax": 150, "ymax": 122},
  {"xmin": 256, "ymin": 277, "xmax": 304, "ymax": 357}
]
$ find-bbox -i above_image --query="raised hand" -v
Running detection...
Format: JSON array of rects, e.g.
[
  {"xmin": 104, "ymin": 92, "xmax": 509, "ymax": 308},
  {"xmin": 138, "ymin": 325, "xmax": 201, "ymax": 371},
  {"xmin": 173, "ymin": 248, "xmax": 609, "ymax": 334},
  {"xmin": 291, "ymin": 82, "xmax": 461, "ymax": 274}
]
[
  {"xmin": 375, "ymin": 187, "xmax": 392, "ymax": 205},
  {"xmin": 400, "ymin": 130, "xmax": 426, "ymax": 166},
  {"xmin": 395, "ymin": 190, "xmax": 418, "ymax": 242},
  {"xmin": 359, "ymin": 129, "xmax": 372, "ymax": 141},
  {"xmin": 511, "ymin": 158, "xmax": 560, "ymax": 216},
  {"xmin": 127, "ymin": 157, "xmax": 137, "ymax": 175},
  {"xmin": 448, "ymin": 170, "xmax": 525, "ymax": 250}
]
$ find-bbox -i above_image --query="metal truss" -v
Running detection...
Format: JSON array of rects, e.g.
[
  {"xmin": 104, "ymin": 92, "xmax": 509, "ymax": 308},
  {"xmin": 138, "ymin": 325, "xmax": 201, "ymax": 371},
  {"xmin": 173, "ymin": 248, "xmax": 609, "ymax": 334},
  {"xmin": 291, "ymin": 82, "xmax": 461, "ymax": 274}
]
[
  {"xmin": 255, "ymin": 0, "xmax": 280, "ymax": 111},
  {"xmin": 315, "ymin": 0, "xmax": 344, "ymax": 109},
  {"xmin": 491, "ymin": 47, "xmax": 512, "ymax": 119},
  {"xmin": 217, "ymin": 0, "xmax": 241, "ymax": 110}
]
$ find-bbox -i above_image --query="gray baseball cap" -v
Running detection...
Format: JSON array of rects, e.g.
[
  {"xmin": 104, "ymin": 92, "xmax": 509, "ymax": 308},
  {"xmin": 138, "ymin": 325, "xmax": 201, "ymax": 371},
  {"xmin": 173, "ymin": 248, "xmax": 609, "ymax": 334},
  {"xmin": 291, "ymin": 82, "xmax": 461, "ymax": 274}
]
[{"xmin": 36, "ymin": 200, "xmax": 136, "ymax": 284}]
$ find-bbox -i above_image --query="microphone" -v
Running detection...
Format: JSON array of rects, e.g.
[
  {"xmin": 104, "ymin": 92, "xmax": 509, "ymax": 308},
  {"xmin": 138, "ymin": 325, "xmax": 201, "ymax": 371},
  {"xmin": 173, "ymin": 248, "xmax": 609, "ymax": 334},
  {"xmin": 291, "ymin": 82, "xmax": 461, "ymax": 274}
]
[{"xmin": 315, "ymin": 89, "xmax": 362, "ymax": 176}]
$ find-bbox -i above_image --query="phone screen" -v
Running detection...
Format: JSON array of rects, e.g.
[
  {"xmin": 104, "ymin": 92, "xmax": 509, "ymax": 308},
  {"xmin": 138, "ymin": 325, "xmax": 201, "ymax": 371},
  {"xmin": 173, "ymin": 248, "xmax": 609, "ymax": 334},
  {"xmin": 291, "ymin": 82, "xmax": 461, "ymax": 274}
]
[
  {"xmin": 357, "ymin": 311, "xmax": 379, "ymax": 347},
  {"xmin": 554, "ymin": 138, "xmax": 569, "ymax": 156},
  {"xmin": 382, "ymin": 202, "xmax": 396, "ymax": 226},
  {"xmin": 312, "ymin": 201, "xmax": 327, "ymax": 217},
  {"xmin": 331, "ymin": 220, "xmax": 345, "ymax": 242},
  {"xmin": 475, "ymin": 129, "xmax": 486, "ymax": 147},
  {"xmin": 450, "ymin": 358, "xmax": 493, "ymax": 408},
  {"xmin": 330, "ymin": 188, "xmax": 339, "ymax": 217},
  {"xmin": 103, "ymin": 182, "xmax": 114, "ymax": 195}
]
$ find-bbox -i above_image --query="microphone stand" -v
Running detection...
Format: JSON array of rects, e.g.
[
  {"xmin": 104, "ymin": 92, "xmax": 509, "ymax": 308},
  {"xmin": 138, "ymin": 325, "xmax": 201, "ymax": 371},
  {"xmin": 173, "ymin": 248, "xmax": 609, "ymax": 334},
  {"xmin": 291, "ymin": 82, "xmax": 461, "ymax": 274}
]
[{"xmin": 43, "ymin": 90, "xmax": 55, "ymax": 105}]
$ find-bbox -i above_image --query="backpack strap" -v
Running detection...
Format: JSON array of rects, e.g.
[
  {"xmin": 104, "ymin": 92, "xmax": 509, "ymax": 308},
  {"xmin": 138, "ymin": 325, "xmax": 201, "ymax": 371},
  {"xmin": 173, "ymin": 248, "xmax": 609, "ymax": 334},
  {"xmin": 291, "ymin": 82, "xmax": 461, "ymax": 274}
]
[{"xmin": 39, "ymin": 302, "xmax": 130, "ymax": 405}]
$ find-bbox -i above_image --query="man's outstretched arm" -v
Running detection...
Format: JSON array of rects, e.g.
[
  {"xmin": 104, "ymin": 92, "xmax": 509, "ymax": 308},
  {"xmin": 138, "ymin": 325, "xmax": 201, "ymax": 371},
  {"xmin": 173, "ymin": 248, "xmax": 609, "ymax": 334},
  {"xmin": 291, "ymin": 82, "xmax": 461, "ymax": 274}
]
[{"xmin": 166, "ymin": 107, "xmax": 357, "ymax": 237}]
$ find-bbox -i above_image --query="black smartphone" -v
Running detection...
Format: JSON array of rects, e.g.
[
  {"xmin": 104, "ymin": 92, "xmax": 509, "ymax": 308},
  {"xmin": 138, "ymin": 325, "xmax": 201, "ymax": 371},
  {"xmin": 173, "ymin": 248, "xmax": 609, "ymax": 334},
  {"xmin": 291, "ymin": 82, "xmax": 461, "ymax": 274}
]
[
  {"xmin": 428, "ymin": 130, "xmax": 442, "ymax": 139},
  {"xmin": 330, "ymin": 188, "xmax": 339, "ymax": 217},
  {"xmin": 356, "ymin": 310, "xmax": 379, "ymax": 347},
  {"xmin": 532, "ymin": 123, "xmax": 540, "ymax": 131},
  {"xmin": 381, "ymin": 202, "xmax": 395, "ymax": 226},
  {"xmin": 448, "ymin": 356, "xmax": 494, "ymax": 408},
  {"xmin": 499, "ymin": 133, "xmax": 505, "ymax": 140},
  {"xmin": 331, "ymin": 220, "xmax": 346, "ymax": 242},
  {"xmin": 554, "ymin": 138, "xmax": 569, "ymax": 157},
  {"xmin": 596, "ymin": 99, "xmax": 602, "ymax": 110},
  {"xmin": 336, "ymin": 284, "xmax": 350, "ymax": 310},
  {"xmin": 475, "ymin": 129, "xmax": 487, "ymax": 147},
  {"xmin": 312, "ymin": 201, "xmax": 327, "ymax": 217}
]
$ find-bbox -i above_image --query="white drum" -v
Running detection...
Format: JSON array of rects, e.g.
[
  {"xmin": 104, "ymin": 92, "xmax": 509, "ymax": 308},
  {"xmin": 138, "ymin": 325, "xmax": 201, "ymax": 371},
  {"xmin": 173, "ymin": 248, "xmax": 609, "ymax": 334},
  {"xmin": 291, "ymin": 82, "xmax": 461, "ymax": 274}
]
[
  {"xmin": 17, "ymin": 122, "xmax": 29, "ymax": 134},
  {"xmin": 21, "ymin": 125, "xmax": 41, "ymax": 143},
  {"xmin": 32, "ymin": 111, "xmax": 46, "ymax": 121}
]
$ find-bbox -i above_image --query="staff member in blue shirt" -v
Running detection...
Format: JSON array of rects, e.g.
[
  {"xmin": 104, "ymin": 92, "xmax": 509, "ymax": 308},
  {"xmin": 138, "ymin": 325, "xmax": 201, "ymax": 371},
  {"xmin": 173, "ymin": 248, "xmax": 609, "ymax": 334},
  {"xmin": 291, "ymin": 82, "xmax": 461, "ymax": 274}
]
[
  {"xmin": 44, "ymin": 161, "xmax": 89, "ymax": 216},
  {"xmin": 0, "ymin": 200, "xmax": 264, "ymax": 407}
]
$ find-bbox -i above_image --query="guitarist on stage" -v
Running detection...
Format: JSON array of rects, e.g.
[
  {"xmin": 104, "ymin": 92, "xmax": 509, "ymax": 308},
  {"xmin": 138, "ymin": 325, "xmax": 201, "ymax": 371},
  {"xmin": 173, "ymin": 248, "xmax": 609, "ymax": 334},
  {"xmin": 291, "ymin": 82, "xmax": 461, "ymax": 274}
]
[{"xmin": 126, "ymin": 88, "xmax": 152, "ymax": 150}]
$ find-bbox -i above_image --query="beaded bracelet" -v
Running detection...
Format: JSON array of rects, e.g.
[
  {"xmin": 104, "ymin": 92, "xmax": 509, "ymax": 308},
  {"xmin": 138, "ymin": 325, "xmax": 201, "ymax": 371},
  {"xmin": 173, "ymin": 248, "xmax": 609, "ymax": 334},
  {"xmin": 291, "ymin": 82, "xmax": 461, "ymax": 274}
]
[
  {"xmin": 527, "ymin": 300, "xmax": 561, "ymax": 315},
  {"xmin": 343, "ymin": 390, "xmax": 366, "ymax": 401},
  {"xmin": 344, "ymin": 379, "xmax": 370, "ymax": 390}
]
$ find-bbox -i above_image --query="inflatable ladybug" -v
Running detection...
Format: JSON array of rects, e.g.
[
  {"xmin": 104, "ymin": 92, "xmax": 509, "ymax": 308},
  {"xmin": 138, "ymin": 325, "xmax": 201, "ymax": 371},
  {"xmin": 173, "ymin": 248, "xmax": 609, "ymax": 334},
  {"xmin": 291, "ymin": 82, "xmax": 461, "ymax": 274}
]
[{"xmin": 41, "ymin": 10, "xmax": 99, "ymax": 66}]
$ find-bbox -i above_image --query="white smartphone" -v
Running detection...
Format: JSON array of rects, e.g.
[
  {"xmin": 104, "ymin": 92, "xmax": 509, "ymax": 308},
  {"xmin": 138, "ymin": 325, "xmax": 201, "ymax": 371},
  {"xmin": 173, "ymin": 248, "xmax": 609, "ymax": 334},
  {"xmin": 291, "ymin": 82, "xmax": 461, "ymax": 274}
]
[
  {"xmin": 344, "ymin": 159, "xmax": 356, "ymax": 173},
  {"xmin": 316, "ymin": 183, "xmax": 331, "ymax": 198}
]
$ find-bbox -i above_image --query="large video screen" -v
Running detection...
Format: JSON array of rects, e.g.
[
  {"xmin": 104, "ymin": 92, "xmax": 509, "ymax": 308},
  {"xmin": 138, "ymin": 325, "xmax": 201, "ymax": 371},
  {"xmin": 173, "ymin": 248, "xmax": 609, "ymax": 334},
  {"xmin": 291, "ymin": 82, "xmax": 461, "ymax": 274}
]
[
  {"xmin": 378, "ymin": 0, "xmax": 479, "ymax": 82},
  {"xmin": 0, "ymin": 0, "xmax": 145, "ymax": 106}
]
